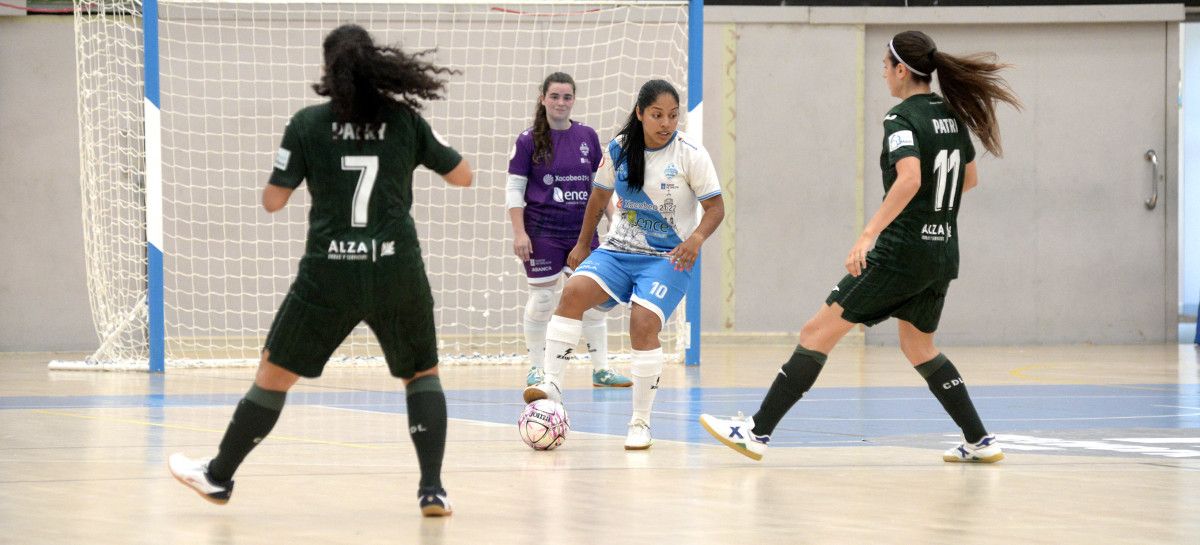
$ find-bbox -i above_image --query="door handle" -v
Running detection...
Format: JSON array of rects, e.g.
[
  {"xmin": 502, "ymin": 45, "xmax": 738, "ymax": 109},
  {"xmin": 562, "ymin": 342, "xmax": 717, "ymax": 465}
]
[{"xmin": 1144, "ymin": 149, "xmax": 1159, "ymax": 210}]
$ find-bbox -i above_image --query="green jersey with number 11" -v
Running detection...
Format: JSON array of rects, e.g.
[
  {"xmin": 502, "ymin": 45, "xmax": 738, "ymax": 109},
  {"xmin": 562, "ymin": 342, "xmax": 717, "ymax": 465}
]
[
  {"xmin": 874, "ymin": 92, "xmax": 976, "ymax": 279},
  {"xmin": 269, "ymin": 102, "xmax": 462, "ymax": 262}
]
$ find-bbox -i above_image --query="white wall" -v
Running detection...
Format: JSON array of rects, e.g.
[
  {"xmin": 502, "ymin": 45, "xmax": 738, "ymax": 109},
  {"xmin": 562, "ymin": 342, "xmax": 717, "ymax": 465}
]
[{"xmin": 1182, "ymin": 23, "xmax": 1200, "ymax": 321}]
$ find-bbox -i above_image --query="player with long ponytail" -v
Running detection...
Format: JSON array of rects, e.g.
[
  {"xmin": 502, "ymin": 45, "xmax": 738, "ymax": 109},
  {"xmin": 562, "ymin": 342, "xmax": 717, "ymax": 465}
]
[{"xmin": 702, "ymin": 30, "xmax": 1021, "ymax": 464}]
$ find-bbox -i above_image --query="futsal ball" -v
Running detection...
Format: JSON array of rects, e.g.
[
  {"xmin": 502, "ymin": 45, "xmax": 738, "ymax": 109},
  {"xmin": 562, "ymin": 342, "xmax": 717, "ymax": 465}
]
[{"xmin": 518, "ymin": 399, "xmax": 570, "ymax": 450}]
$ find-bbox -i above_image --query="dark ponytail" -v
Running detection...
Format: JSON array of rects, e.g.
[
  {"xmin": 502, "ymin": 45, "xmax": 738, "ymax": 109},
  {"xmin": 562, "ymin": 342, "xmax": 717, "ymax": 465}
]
[
  {"xmin": 890, "ymin": 30, "xmax": 1021, "ymax": 157},
  {"xmin": 614, "ymin": 79, "xmax": 679, "ymax": 192},
  {"xmin": 313, "ymin": 24, "xmax": 460, "ymax": 136},
  {"xmin": 531, "ymin": 72, "xmax": 576, "ymax": 165}
]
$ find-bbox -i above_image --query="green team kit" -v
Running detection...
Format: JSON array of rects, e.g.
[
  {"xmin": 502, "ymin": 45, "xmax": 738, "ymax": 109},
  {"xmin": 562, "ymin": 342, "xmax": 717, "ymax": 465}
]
[
  {"xmin": 827, "ymin": 92, "xmax": 976, "ymax": 333},
  {"xmin": 265, "ymin": 102, "xmax": 462, "ymax": 378}
]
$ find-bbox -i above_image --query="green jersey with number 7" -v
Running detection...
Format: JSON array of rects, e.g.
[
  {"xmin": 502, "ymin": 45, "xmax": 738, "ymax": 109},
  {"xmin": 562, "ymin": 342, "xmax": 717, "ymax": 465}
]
[{"xmin": 269, "ymin": 102, "xmax": 462, "ymax": 262}]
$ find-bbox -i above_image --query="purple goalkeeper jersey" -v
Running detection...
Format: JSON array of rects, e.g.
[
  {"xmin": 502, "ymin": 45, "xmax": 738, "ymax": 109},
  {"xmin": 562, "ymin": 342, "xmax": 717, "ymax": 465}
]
[{"xmin": 507, "ymin": 121, "xmax": 602, "ymax": 238}]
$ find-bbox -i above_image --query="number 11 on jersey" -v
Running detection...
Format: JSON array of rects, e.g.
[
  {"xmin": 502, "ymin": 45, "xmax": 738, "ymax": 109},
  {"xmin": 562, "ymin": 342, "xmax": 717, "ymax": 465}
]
[{"xmin": 932, "ymin": 149, "xmax": 960, "ymax": 212}]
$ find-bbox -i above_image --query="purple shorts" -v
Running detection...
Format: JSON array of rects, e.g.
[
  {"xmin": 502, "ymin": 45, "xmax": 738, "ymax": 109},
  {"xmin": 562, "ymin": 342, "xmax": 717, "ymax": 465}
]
[{"xmin": 524, "ymin": 236, "xmax": 600, "ymax": 284}]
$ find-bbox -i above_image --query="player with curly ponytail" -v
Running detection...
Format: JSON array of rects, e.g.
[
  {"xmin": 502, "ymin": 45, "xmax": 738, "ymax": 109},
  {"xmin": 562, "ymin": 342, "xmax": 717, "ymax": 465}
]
[{"xmin": 169, "ymin": 24, "xmax": 471, "ymax": 517}]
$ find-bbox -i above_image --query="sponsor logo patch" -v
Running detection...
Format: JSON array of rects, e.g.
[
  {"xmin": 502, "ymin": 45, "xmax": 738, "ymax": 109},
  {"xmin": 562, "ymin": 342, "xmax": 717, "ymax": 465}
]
[
  {"xmin": 553, "ymin": 187, "xmax": 589, "ymax": 203},
  {"xmin": 273, "ymin": 148, "xmax": 291, "ymax": 171},
  {"xmin": 888, "ymin": 130, "xmax": 915, "ymax": 152},
  {"xmin": 327, "ymin": 239, "xmax": 370, "ymax": 261}
]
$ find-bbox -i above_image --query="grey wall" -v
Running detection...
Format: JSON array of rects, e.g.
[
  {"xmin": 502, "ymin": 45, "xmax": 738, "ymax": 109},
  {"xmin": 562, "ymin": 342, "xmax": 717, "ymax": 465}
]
[
  {"xmin": 698, "ymin": 22, "xmax": 864, "ymax": 332},
  {"xmin": 861, "ymin": 22, "xmax": 1173, "ymax": 345},
  {"xmin": 698, "ymin": 4, "xmax": 1181, "ymax": 345},
  {"xmin": 0, "ymin": 16, "xmax": 97, "ymax": 351},
  {"xmin": 0, "ymin": 4, "xmax": 1184, "ymax": 352}
]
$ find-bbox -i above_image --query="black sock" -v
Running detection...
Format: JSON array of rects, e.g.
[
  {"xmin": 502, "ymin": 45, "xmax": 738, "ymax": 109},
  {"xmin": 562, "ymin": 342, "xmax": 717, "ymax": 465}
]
[
  {"xmin": 751, "ymin": 345, "xmax": 827, "ymax": 437},
  {"xmin": 207, "ymin": 385, "xmax": 286, "ymax": 483},
  {"xmin": 406, "ymin": 376, "xmax": 447, "ymax": 490},
  {"xmin": 916, "ymin": 354, "xmax": 988, "ymax": 444}
]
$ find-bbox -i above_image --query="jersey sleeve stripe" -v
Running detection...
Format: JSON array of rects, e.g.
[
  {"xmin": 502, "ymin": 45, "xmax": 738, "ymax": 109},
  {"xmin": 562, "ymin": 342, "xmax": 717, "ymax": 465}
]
[{"xmin": 697, "ymin": 190, "xmax": 722, "ymax": 201}]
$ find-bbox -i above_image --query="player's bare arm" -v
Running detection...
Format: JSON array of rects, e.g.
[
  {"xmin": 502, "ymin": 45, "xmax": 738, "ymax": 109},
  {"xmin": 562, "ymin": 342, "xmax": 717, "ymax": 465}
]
[{"xmin": 262, "ymin": 184, "xmax": 294, "ymax": 213}]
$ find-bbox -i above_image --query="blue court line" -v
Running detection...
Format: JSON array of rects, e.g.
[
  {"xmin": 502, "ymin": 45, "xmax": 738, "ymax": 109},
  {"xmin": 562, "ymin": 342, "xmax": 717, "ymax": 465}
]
[{"xmin": 5, "ymin": 384, "xmax": 1198, "ymax": 447}]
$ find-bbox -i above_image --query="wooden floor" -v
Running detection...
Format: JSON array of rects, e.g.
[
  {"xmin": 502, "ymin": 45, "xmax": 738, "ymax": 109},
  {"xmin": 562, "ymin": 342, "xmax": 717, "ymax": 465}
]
[{"xmin": 2, "ymin": 342, "xmax": 1198, "ymax": 545}]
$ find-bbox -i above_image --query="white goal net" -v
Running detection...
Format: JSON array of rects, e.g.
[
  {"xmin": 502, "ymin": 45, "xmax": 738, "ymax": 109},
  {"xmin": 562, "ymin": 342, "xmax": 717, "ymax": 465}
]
[{"xmin": 65, "ymin": 0, "xmax": 691, "ymax": 370}]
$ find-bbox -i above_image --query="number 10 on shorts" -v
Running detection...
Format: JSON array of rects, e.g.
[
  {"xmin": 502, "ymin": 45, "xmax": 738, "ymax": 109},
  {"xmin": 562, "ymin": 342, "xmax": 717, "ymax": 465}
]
[{"xmin": 649, "ymin": 281, "xmax": 668, "ymax": 299}]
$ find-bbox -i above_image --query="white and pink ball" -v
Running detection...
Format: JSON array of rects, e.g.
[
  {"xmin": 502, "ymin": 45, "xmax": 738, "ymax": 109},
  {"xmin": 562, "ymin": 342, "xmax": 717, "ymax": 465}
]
[{"xmin": 518, "ymin": 399, "xmax": 570, "ymax": 450}]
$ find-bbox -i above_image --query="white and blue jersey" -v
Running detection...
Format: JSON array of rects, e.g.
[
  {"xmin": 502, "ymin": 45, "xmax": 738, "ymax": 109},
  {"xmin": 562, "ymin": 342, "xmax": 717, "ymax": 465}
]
[
  {"xmin": 593, "ymin": 131, "xmax": 721, "ymax": 256},
  {"xmin": 576, "ymin": 131, "xmax": 721, "ymax": 322}
]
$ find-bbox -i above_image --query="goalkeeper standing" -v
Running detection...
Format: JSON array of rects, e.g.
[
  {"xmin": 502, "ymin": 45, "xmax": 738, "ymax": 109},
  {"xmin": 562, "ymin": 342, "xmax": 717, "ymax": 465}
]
[{"xmin": 506, "ymin": 72, "xmax": 631, "ymax": 389}]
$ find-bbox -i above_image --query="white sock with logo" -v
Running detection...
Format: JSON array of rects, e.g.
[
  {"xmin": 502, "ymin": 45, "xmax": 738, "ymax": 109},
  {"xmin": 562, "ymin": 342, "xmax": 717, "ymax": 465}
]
[
  {"xmin": 630, "ymin": 348, "xmax": 664, "ymax": 424},
  {"xmin": 543, "ymin": 315, "xmax": 583, "ymax": 386}
]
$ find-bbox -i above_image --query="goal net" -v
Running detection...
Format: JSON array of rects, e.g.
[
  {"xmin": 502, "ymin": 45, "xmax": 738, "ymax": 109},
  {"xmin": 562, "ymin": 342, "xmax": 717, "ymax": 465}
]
[{"xmin": 62, "ymin": 0, "xmax": 693, "ymax": 371}]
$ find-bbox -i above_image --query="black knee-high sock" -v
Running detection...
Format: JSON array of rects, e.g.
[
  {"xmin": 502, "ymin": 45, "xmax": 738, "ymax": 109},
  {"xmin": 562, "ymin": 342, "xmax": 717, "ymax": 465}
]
[
  {"xmin": 207, "ymin": 385, "xmax": 286, "ymax": 482},
  {"xmin": 751, "ymin": 345, "xmax": 827, "ymax": 437},
  {"xmin": 915, "ymin": 354, "xmax": 988, "ymax": 444},
  {"xmin": 406, "ymin": 376, "xmax": 447, "ymax": 490}
]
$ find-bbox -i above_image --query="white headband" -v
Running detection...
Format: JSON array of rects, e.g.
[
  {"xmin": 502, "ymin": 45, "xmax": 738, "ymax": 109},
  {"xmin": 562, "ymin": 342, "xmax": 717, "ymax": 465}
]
[{"xmin": 889, "ymin": 39, "xmax": 929, "ymax": 77}]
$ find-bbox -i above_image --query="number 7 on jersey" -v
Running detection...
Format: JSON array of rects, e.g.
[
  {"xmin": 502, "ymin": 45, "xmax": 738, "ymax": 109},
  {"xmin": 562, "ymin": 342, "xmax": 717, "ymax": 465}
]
[{"xmin": 342, "ymin": 155, "xmax": 379, "ymax": 227}]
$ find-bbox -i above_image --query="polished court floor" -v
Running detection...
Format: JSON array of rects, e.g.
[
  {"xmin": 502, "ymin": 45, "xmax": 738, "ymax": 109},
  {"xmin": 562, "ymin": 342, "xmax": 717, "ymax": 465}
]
[{"xmin": 2, "ymin": 342, "xmax": 1198, "ymax": 545}]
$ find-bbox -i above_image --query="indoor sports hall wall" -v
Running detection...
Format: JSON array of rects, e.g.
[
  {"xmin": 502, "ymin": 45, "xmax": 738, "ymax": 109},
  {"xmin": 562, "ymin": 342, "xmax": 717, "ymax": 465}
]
[
  {"xmin": 696, "ymin": 4, "xmax": 1182, "ymax": 345},
  {"xmin": 0, "ymin": 17, "xmax": 96, "ymax": 351},
  {"xmin": 0, "ymin": 3, "xmax": 1184, "ymax": 351}
]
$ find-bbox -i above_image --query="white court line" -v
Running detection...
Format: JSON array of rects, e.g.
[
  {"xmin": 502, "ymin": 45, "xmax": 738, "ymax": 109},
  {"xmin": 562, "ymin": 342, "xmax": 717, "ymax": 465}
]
[
  {"xmin": 651, "ymin": 409, "xmax": 1200, "ymax": 422},
  {"xmin": 936, "ymin": 442, "xmax": 1065, "ymax": 452},
  {"xmin": 952, "ymin": 434, "xmax": 1200, "ymax": 458},
  {"xmin": 652, "ymin": 393, "xmax": 1198, "ymax": 403},
  {"xmin": 316, "ymin": 404, "xmax": 512, "ymax": 427},
  {"xmin": 314, "ymin": 404, "xmax": 626, "ymax": 439}
]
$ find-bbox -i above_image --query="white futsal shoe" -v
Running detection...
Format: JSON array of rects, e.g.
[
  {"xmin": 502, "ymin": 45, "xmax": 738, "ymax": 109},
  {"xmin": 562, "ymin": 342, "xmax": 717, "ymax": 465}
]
[
  {"xmin": 624, "ymin": 417, "xmax": 653, "ymax": 450},
  {"xmin": 419, "ymin": 487, "xmax": 453, "ymax": 517},
  {"xmin": 168, "ymin": 453, "xmax": 234, "ymax": 504},
  {"xmin": 943, "ymin": 434, "xmax": 1004, "ymax": 463},
  {"xmin": 522, "ymin": 380, "xmax": 562, "ymax": 404},
  {"xmin": 699, "ymin": 412, "xmax": 769, "ymax": 461}
]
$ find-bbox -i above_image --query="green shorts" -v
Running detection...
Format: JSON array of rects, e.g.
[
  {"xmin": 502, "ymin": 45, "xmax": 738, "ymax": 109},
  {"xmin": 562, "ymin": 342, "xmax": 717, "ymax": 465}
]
[
  {"xmin": 824, "ymin": 266, "xmax": 951, "ymax": 333},
  {"xmin": 263, "ymin": 255, "xmax": 438, "ymax": 378}
]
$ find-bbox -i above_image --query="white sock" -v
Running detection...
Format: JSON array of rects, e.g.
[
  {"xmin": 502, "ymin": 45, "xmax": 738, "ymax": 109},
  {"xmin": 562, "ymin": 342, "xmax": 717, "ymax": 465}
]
[
  {"xmin": 524, "ymin": 286, "xmax": 558, "ymax": 369},
  {"xmin": 524, "ymin": 317, "xmax": 547, "ymax": 370},
  {"xmin": 581, "ymin": 307, "xmax": 609, "ymax": 371},
  {"xmin": 630, "ymin": 348, "xmax": 664, "ymax": 424},
  {"xmin": 543, "ymin": 315, "xmax": 583, "ymax": 386}
]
